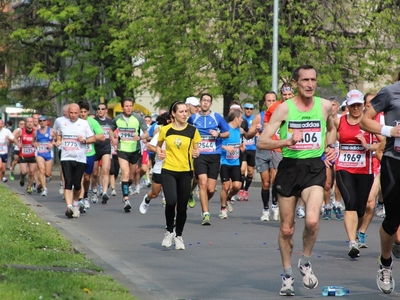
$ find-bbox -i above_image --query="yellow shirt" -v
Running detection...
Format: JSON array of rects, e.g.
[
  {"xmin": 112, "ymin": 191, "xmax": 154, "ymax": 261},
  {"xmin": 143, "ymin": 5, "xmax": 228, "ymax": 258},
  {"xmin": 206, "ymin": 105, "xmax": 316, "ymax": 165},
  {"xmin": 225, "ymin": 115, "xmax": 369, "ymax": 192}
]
[{"xmin": 158, "ymin": 123, "xmax": 201, "ymax": 172}]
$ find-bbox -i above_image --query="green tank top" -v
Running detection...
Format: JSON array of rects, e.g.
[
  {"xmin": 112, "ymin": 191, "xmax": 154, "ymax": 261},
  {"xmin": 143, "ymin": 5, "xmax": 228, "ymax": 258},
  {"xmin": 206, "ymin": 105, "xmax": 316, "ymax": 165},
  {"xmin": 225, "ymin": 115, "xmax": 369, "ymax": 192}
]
[{"xmin": 279, "ymin": 97, "xmax": 325, "ymax": 159}]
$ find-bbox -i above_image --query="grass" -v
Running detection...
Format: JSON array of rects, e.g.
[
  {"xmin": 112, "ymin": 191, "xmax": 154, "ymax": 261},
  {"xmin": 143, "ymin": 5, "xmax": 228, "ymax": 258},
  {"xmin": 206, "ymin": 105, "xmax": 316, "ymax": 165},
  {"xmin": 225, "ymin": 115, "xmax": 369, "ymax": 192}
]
[{"xmin": 0, "ymin": 185, "xmax": 136, "ymax": 300}]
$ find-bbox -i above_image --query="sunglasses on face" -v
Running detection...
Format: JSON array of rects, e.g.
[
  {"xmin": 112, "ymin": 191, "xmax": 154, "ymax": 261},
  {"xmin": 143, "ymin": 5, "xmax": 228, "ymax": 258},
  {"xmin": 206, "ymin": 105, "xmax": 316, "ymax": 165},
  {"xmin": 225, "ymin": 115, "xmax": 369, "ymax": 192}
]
[
  {"xmin": 97, "ymin": 108, "xmax": 106, "ymax": 110},
  {"xmin": 245, "ymin": 108, "xmax": 253, "ymax": 110},
  {"xmin": 39, "ymin": 120, "xmax": 46, "ymax": 122}
]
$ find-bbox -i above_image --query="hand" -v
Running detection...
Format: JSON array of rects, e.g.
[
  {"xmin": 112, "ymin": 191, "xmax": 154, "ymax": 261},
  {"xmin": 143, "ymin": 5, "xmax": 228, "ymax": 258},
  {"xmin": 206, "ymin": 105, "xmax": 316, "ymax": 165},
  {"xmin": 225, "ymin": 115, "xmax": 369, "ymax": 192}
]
[
  {"xmin": 391, "ymin": 125, "xmax": 400, "ymax": 137},
  {"xmin": 240, "ymin": 128, "xmax": 245, "ymax": 135},
  {"xmin": 55, "ymin": 140, "xmax": 61, "ymax": 147},
  {"xmin": 289, "ymin": 129, "xmax": 303, "ymax": 145},
  {"xmin": 77, "ymin": 135, "xmax": 85, "ymax": 143},
  {"xmin": 256, "ymin": 124, "xmax": 262, "ymax": 131},
  {"xmin": 192, "ymin": 148, "xmax": 199, "ymax": 158},
  {"xmin": 158, "ymin": 149, "xmax": 166, "ymax": 159},
  {"xmin": 225, "ymin": 145, "xmax": 235, "ymax": 154},
  {"xmin": 209, "ymin": 130, "xmax": 219, "ymax": 137},
  {"xmin": 355, "ymin": 133, "xmax": 366, "ymax": 146},
  {"xmin": 324, "ymin": 147, "xmax": 337, "ymax": 167}
]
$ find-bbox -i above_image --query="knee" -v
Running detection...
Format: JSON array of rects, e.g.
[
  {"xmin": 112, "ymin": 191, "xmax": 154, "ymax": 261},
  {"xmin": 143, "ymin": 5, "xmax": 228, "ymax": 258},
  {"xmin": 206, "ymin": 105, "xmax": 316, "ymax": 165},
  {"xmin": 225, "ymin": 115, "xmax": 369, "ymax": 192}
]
[
  {"xmin": 280, "ymin": 225, "xmax": 295, "ymax": 238},
  {"xmin": 305, "ymin": 219, "xmax": 319, "ymax": 233},
  {"xmin": 382, "ymin": 218, "xmax": 400, "ymax": 236}
]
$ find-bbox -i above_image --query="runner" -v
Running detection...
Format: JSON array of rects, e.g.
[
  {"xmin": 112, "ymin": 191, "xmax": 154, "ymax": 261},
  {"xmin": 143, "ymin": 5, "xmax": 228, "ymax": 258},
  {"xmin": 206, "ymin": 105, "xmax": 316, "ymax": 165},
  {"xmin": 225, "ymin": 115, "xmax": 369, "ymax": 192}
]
[
  {"xmin": 158, "ymin": 101, "xmax": 201, "ymax": 250},
  {"xmin": 110, "ymin": 97, "xmax": 148, "ymax": 212},
  {"xmin": 187, "ymin": 93, "xmax": 230, "ymax": 225},
  {"xmin": 14, "ymin": 117, "xmax": 37, "ymax": 193},
  {"xmin": 335, "ymin": 90, "xmax": 377, "ymax": 258},
  {"xmin": 0, "ymin": 120, "xmax": 15, "ymax": 182},
  {"xmin": 53, "ymin": 104, "xmax": 69, "ymax": 195},
  {"xmin": 219, "ymin": 109, "xmax": 244, "ymax": 219},
  {"xmin": 257, "ymin": 65, "xmax": 336, "ymax": 296},
  {"xmin": 55, "ymin": 103, "xmax": 96, "ymax": 218},
  {"xmin": 10, "ymin": 120, "xmax": 25, "ymax": 181},
  {"xmin": 33, "ymin": 115, "xmax": 55, "ymax": 196}
]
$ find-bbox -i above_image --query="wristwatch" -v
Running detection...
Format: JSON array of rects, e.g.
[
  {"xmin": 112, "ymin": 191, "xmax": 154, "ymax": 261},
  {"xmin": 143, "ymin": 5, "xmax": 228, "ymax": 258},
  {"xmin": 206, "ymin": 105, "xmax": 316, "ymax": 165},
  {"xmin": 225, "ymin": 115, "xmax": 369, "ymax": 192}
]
[{"xmin": 326, "ymin": 144, "xmax": 335, "ymax": 149}]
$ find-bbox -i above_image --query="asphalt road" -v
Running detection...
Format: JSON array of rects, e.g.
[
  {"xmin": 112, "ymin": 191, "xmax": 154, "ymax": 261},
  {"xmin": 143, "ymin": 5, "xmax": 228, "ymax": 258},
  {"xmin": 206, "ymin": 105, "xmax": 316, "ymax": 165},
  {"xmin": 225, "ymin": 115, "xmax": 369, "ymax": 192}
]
[{"xmin": 4, "ymin": 172, "xmax": 400, "ymax": 300}]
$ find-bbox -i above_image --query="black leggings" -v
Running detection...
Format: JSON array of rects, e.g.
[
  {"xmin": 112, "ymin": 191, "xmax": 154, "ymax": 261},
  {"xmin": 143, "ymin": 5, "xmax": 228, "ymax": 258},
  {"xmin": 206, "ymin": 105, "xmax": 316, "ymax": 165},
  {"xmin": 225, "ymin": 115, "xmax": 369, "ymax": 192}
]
[
  {"xmin": 61, "ymin": 161, "xmax": 86, "ymax": 191},
  {"xmin": 161, "ymin": 169, "xmax": 193, "ymax": 236},
  {"xmin": 336, "ymin": 170, "xmax": 373, "ymax": 217}
]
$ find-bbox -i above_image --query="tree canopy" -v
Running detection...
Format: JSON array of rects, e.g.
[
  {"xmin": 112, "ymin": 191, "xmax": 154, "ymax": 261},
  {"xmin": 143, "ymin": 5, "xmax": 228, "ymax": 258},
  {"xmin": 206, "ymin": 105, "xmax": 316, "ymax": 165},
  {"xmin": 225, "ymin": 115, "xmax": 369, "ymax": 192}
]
[{"xmin": 1, "ymin": 0, "xmax": 400, "ymax": 114}]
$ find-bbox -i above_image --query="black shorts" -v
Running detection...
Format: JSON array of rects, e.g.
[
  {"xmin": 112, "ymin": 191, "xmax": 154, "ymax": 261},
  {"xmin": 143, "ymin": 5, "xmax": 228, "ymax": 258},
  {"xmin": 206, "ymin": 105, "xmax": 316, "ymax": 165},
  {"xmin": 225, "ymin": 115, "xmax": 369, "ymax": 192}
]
[
  {"xmin": 152, "ymin": 172, "xmax": 162, "ymax": 184},
  {"xmin": 242, "ymin": 150, "xmax": 256, "ymax": 167},
  {"xmin": 14, "ymin": 150, "xmax": 20, "ymax": 156},
  {"xmin": 117, "ymin": 150, "xmax": 141, "ymax": 165},
  {"xmin": 220, "ymin": 165, "xmax": 241, "ymax": 183},
  {"xmin": 194, "ymin": 154, "xmax": 220, "ymax": 180},
  {"xmin": 19, "ymin": 156, "xmax": 36, "ymax": 164},
  {"xmin": 95, "ymin": 151, "xmax": 111, "ymax": 162},
  {"xmin": 274, "ymin": 157, "xmax": 326, "ymax": 197}
]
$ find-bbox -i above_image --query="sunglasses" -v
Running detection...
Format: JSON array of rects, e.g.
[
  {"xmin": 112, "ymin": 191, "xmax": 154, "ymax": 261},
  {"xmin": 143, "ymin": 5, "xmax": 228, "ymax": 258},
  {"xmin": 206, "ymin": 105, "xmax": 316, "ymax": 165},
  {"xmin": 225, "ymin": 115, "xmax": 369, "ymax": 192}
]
[
  {"xmin": 245, "ymin": 108, "xmax": 253, "ymax": 110},
  {"xmin": 97, "ymin": 108, "xmax": 106, "ymax": 110},
  {"xmin": 39, "ymin": 120, "xmax": 46, "ymax": 122}
]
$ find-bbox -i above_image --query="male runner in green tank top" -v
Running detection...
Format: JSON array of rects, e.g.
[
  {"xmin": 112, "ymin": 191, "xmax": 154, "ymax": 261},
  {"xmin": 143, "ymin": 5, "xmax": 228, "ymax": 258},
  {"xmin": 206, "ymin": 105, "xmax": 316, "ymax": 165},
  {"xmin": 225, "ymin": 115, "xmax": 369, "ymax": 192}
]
[{"xmin": 257, "ymin": 65, "xmax": 337, "ymax": 296}]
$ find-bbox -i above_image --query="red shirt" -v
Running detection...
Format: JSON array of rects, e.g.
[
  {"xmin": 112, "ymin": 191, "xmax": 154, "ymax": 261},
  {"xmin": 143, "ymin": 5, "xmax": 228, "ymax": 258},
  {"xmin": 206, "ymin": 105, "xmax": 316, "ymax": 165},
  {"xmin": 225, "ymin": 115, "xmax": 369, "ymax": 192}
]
[{"xmin": 20, "ymin": 127, "xmax": 36, "ymax": 158}]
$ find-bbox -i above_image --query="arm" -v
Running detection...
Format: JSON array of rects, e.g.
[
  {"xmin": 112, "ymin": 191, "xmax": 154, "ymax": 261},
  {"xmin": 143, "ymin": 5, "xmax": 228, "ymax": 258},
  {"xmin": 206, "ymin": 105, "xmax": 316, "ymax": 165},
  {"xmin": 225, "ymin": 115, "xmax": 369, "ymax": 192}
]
[
  {"xmin": 245, "ymin": 114, "xmax": 261, "ymax": 139},
  {"xmin": 375, "ymin": 137, "xmax": 386, "ymax": 161}
]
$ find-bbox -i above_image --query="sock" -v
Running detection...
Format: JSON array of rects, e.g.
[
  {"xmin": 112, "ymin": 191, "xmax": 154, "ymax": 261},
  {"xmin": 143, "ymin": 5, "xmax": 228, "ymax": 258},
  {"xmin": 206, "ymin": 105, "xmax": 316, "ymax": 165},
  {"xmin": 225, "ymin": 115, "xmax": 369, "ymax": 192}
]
[
  {"xmin": 380, "ymin": 255, "xmax": 393, "ymax": 268},
  {"xmin": 121, "ymin": 181, "xmax": 129, "ymax": 197},
  {"xmin": 335, "ymin": 201, "xmax": 342, "ymax": 208},
  {"xmin": 299, "ymin": 254, "xmax": 311, "ymax": 266},
  {"xmin": 221, "ymin": 206, "xmax": 226, "ymax": 210},
  {"xmin": 272, "ymin": 187, "xmax": 278, "ymax": 205},
  {"xmin": 244, "ymin": 176, "xmax": 253, "ymax": 191},
  {"xmin": 283, "ymin": 267, "xmax": 293, "ymax": 277},
  {"xmin": 84, "ymin": 191, "xmax": 88, "ymax": 198},
  {"xmin": 73, "ymin": 201, "xmax": 79, "ymax": 207},
  {"xmin": 144, "ymin": 196, "xmax": 150, "ymax": 204},
  {"xmin": 325, "ymin": 203, "xmax": 331, "ymax": 209},
  {"xmin": 261, "ymin": 188, "xmax": 270, "ymax": 210},
  {"xmin": 203, "ymin": 211, "xmax": 210, "ymax": 217}
]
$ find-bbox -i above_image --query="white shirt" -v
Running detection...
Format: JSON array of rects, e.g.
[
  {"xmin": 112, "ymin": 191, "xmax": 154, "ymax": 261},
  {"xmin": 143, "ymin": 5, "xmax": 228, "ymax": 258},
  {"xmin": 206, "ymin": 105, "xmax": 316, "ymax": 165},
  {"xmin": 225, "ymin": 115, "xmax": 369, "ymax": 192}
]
[
  {"xmin": 149, "ymin": 132, "xmax": 165, "ymax": 174},
  {"xmin": 57, "ymin": 118, "xmax": 94, "ymax": 163},
  {"xmin": 0, "ymin": 128, "xmax": 13, "ymax": 155}
]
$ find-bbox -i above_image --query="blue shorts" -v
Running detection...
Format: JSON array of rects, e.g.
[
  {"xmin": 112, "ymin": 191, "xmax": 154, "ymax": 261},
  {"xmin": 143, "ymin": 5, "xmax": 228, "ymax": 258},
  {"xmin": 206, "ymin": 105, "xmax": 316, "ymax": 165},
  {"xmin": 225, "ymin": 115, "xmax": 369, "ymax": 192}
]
[
  {"xmin": 84, "ymin": 155, "xmax": 95, "ymax": 175},
  {"xmin": 0, "ymin": 153, "xmax": 7, "ymax": 163},
  {"xmin": 37, "ymin": 153, "xmax": 52, "ymax": 162}
]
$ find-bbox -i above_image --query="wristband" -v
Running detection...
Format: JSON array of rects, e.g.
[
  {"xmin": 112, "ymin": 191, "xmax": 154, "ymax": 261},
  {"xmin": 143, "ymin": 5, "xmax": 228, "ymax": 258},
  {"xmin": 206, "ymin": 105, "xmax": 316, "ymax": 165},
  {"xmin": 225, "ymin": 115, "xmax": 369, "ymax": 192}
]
[
  {"xmin": 381, "ymin": 125, "xmax": 393, "ymax": 137},
  {"xmin": 326, "ymin": 144, "xmax": 335, "ymax": 149}
]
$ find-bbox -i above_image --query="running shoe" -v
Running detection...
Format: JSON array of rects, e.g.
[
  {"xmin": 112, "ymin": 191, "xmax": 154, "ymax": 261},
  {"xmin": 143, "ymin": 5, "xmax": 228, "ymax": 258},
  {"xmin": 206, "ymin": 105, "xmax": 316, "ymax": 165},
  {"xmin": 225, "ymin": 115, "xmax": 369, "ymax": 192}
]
[
  {"xmin": 237, "ymin": 189, "xmax": 245, "ymax": 201},
  {"xmin": 376, "ymin": 203, "xmax": 386, "ymax": 218},
  {"xmin": 357, "ymin": 232, "xmax": 368, "ymax": 249},
  {"xmin": 322, "ymin": 208, "xmax": 331, "ymax": 220},
  {"xmin": 243, "ymin": 190, "xmax": 249, "ymax": 201},
  {"xmin": 78, "ymin": 200, "xmax": 85, "ymax": 213},
  {"xmin": 193, "ymin": 186, "xmax": 200, "ymax": 202},
  {"xmin": 9, "ymin": 172, "xmax": 14, "ymax": 181},
  {"xmin": 271, "ymin": 204, "xmax": 279, "ymax": 221},
  {"xmin": 188, "ymin": 193, "xmax": 195, "ymax": 208},
  {"xmin": 2, "ymin": 177, "xmax": 7, "ymax": 182},
  {"xmin": 58, "ymin": 183, "xmax": 64, "ymax": 195},
  {"xmin": 298, "ymin": 260, "xmax": 318, "ymax": 289},
  {"xmin": 133, "ymin": 185, "xmax": 140, "ymax": 195},
  {"xmin": 333, "ymin": 206, "xmax": 344, "ymax": 220},
  {"xmin": 226, "ymin": 200, "xmax": 233, "ymax": 213},
  {"xmin": 392, "ymin": 243, "xmax": 400, "ymax": 259},
  {"xmin": 41, "ymin": 188, "xmax": 48, "ymax": 197},
  {"xmin": 84, "ymin": 199, "xmax": 90, "ymax": 212},
  {"xmin": 279, "ymin": 274, "xmax": 295, "ymax": 296},
  {"xmin": 219, "ymin": 209, "xmax": 228, "ymax": 219},
  {"xmin": 162, "ymin": 198, "xmax": 166, "ymax": 208},
  {"xmin": 174, "ymin": 236, "xmax": 185, "ymax": 250},
  {"xmin": 102, "ymin": 192, "xmax": 110, "ymax": 204},
  {"xmin": 377, "ymin": 262, "xmax": 395, "ymax": 294},
  {"xmin": 46, "ymin": 176, "xmax": 52, "ymax": 183},
  {"xmin": 202, "ymin": 213, "xmax": 211, "ymax": 225},
  {"xmin": 111, "ymin": 189, "xmax": 117, "ymax": 196},
  {"xmin": 161, "ymin": 231, "xmax": 175, "ymax": 248},
  {"xmin": 230, "ymin": 195, "xmax": 236, "ymax": 203},
  {"xmin": 20, "ymin": 175, "xmax": 25, "ymax": 187},
  {"xmin": 65, "ymin": 206, "xmax": 73, "ymax": 218},
  {"xmin": 123, "ymin": 199, "xmax": 131, "ymax": 212},
  {"xmin": 261, "ymin": 209, "xmax": 270, "ymax": 221},
  {"xmin": 139, "ymin": 195, "xmax": 150, "ymax": 214},
  {"xmin": 348, "ymin": 243, "xmax": 360, "ymax": 259},
  {"xmin": 72, "ymin": 206, "xmax": 80, "ymax": 218},
  {"xmin": 90, "ymin": 191, "xmax": 98, "ymax": 204},
  {"xmin": 296, "ymin": 206, "xmax": 306, "ymax": 219},
  {"xmin": 31, "ymin": 183, "xmax": 37, "ymax": 193},
  {"xmin": 129, "ymin": 186, "xmax": 134, "ymax": 195},
  {"xmin": 26, "ymin": 187, "xmax": 32, "ymax": 194}
]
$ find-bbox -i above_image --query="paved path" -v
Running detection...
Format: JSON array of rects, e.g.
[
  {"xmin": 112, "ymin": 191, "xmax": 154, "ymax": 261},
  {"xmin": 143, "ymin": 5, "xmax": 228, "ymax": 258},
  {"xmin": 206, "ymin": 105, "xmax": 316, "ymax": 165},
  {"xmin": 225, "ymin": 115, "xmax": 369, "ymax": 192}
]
[{"xmin": 4, "ymin": 172, "xmax": 400, "ymax": 299}]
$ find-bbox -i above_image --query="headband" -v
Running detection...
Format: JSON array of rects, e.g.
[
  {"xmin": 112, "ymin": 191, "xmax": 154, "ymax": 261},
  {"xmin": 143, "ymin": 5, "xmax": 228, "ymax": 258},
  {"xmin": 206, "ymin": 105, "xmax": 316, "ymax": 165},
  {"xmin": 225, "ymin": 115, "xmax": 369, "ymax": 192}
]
[
  {"xmin": 230, "ymin": 104, "xmax": 242, "ymax": 111},
  {"xmin": 281, "ymin": 86, "xmax": 294, "ymax": 94}
]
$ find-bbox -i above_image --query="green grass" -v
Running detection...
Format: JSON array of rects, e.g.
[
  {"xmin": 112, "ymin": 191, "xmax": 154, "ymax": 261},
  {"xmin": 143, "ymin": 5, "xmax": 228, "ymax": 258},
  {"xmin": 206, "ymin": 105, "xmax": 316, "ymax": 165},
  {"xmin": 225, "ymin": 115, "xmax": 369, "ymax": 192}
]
[{"xmin": 0, "ymin": 185, "xmax": 136, "ymax": 300}]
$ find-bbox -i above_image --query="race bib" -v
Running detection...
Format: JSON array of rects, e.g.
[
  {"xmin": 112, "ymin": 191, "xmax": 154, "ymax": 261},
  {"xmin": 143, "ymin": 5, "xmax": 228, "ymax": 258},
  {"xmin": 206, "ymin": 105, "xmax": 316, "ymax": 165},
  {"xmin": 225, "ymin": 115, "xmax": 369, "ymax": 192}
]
[
  {"xmin": 103, "ymin": 126, "xmax": 110, "ymax": 139},
  {"xmin": 119, "ymin": 128, "xmax": 136, "ymax": 141},
  {"xmin": 86, "ymin": 143, "xmax": 93, "ymax": 153},
  {"xmin": 286, "ymin": 120, "xmax": 322, "ymax": 150},
  {"xmin": 0, "ymin": 142, "xmax": 6, "ymax": 153},
  {"xmin": 337, "ymin": 144, "xmax": 366, "ymax": 168},
  {"xmin": 62, "ymin": 135, "xmax": 79, "ymax": 151},
  {"xmin": 21, "ymin": 145, "xmax": 35, "ymax": 155},
  {"xmin": 226, "ymin": 143, "xmax": 240, "ymax": 160},
  {"xmin": 37, "ymin": 142, "xmax": 49, "ymax": 153},
  {"xmin": 243, "ymin": 137, "xmax": 255, "ymax": 146},
  {"xmin": 198, "ymin": 135, "xmax": 216, "ymax": 153}
]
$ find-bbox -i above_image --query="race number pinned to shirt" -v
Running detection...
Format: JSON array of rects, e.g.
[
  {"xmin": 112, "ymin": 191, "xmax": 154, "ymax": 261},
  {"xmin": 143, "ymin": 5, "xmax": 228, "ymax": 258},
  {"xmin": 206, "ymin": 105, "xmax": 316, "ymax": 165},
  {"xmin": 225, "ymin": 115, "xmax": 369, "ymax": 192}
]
[
  {"xmin": 286, "ymin": 120, "xmax": 322, "ymax": 150},
  {"xmin": 62, "ymin": 135, "xmax": 79, "ymax": 151},
  {"xmin": 226, "ymin": 143, "xmax": 240, "ymax": 160},
  {"xmin": 338, "ymin": 144, "xmax": 366, "ymax": 168},
  {"xmin": 0, "ymin": 142, "xmax": 6, "ymax": 154},
  {"xmin": 198, "ymin": 135, "xmax": 216, "ymax": 153},
  {"xmin": 119, "ymin": 128, "xmax": 136, "ymax": 141},
  {"xmin": 37, "ymin": 142, "xmax": 49, "ymax": 153},
  {"xmin": 21, "ymin": 145, "xmax": 35, "ymax": 155}
]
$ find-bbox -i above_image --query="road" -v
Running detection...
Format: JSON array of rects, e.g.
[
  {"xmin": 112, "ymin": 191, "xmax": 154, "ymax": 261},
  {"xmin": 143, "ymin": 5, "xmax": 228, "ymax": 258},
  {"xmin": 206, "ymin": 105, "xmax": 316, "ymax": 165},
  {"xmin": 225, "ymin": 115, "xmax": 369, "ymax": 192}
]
[{"xmin": 4, "ymin": 171, "xmax": 400, "ymax": 300}]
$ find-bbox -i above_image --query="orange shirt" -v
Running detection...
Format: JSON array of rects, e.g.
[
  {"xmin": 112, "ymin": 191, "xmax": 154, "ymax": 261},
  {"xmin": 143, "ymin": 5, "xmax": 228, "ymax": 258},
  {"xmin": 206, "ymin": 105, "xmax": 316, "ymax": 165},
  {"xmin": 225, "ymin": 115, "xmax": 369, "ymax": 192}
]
[{"xmin": 264, "ymin": 100, "xmax": 284, "ymax": 152}]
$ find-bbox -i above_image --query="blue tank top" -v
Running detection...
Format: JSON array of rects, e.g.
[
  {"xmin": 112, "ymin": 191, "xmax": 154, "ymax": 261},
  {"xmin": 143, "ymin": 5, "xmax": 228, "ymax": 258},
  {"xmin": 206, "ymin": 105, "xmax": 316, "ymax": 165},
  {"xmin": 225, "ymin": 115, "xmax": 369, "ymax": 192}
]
[
  {"xmin": 242, "ymin": 115, "xmax": 256, "ymax": 150},
  {"xmin": 36, "ymin": 127, "xmax": 52, "ymax": 155},
  {"xmin": 221, "ymin": 126, "xmax": 241, "ymax": 166}
]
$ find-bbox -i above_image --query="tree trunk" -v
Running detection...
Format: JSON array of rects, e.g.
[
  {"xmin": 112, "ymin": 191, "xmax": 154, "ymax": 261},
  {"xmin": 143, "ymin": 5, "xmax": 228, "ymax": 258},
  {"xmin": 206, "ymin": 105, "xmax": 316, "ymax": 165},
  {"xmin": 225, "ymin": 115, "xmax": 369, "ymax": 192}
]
[{"xmin": 222, "ymin": 91, "xmax": 235, "ymax": 117}]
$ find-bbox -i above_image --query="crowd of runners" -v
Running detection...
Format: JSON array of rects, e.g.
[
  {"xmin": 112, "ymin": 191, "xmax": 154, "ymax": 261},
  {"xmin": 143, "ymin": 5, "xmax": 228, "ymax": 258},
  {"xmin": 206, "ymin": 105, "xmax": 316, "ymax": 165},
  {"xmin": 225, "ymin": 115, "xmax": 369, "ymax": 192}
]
[{"xmin": 1, "ymin": 64, "xmax": 400, "ymax": 295}]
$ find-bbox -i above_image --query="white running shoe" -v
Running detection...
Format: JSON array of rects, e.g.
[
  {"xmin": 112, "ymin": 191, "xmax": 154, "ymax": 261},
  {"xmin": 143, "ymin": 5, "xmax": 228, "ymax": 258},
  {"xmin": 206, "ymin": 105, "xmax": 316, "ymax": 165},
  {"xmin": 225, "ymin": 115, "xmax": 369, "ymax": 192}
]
[
  {"xmin": 129, "ymin": 186, "xmax": 134, "ymax": 195},
  {"xmin": 139, "ymin": 195, "xmax": 150, "ymax": 214},
  {"xmin": 271, "ymin": 204, "xmax": 279, "ymax": 221},
  {"xmin": 84, "ymin": 199, "xmax": 90, "ymax": 211},
  {"xmin": 161, "ymin": 231, "xmax": 175, "ymax": 248},
  {"xmin": 59, "ymin": 183, "xmax": 64, "ymax": 195},
  {"xmin": 111, "ymin": 189, "xmax": 117, "ymax": 196},
  {"xmin": 123, "ymin": 199, "xmax": 131, "ymax": 212},
  {"xmin": 219, "ymin": 209, "xmax": 228, "ymax": 219},
  {"xmin": 41, "ymin": 188, "xmax": 48, "ymax": 197},
  {"xmin": 72, "ymin": 206, "xmax": 80, "ymax": 218},
  {"xmin": 296, "ymin": 206, "xmax": 306, "ymax": 218},
  {"xmin": 377, "ymin": 263, "xmax": 395, "ymax": 294},
  {"xmin": 90, "ymin": 191, "xmax": 98, "ymax": 204},
  {"xmin": 133, "ymin": 185, "xmax": 140, "ymax": 195},
  {"xmin": 298, "ymin": 260, "xmax": 318, "ymax": 289},
  {"xmin": 261, "ymin": 209, "xmax": 270, "ymax": 221},
  {"xmin": 376, "ymin": 203, "xmax": 386, "ymax": 218},
  {"xmin": 226, "ymin": 201, "xmax": 233, "ymax": 213},
  {"xmin": 280, "ymin": 274, "xmax": 295, "ymax": 296},
  {"xmin": 174, "ymin": 236, "xmax": 185, "ymax": 250}
]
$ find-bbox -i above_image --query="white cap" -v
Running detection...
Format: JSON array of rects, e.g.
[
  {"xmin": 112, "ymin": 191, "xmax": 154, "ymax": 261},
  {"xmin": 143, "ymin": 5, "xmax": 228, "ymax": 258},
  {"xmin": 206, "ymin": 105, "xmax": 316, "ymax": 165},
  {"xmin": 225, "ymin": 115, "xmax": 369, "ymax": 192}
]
[
  {"xmin": 185, "ymin": 97, "xmax": 200, "ymax": 106},
  {"xmin": 345, "ymin": 90, "xmax": 364, "ymax": 106}
]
